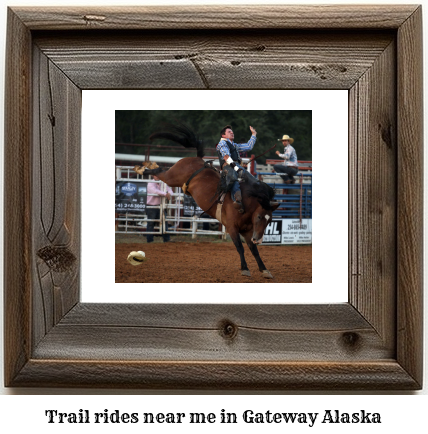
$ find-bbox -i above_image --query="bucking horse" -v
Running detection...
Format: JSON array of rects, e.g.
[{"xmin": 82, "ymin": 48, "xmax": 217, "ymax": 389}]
[{"xmin": 135, "ymin": 124, "xmax": 280, "ymax": 279}]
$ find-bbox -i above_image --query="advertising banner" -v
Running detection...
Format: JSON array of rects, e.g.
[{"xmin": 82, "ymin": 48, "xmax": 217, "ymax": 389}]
[
  {"xmin": 263, "ymin": 218, "xmax": 312, "ymax": 244},
  {"xmin": 281, "ymin": 218, "xmax": 312, "ymax": 244},
  {"xmin": 115, "ymin": 181, "xmax": 147, "ymax": 213},
  {"xmin": 183, "ymin": 195, "xmax": 204, "ymax": 217},
  {"xmin": 263, "ymin": 220, "xmax": 283, "ymax": 244}
]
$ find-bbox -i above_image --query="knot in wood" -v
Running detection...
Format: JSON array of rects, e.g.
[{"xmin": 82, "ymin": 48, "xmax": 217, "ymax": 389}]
[
  {"xmin": 378, "ymin": 122, "xmax": 393, "ymax": 149},
  {"xmin": 219, "ymin": 320, "xmax": 238, "ymax": 340},
  {"xmin": 83, "ymin": 15, "xmax": 106, "ymax": 23},
  {"xmin": 37, "ymin": 245, "xmax": 76, "ymax": 272},
  {"xmin": 341, "ymin": 332, "xmax": 361, "ymax": 350}
]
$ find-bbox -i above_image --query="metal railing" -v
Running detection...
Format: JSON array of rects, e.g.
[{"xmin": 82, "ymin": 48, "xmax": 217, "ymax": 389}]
[
  {"xmin": 115, "ymin": 163, "xmax": 312, "ymax": 238},
  {"xmin": 267, "ymin": 174, "xmax": 312, "ymax": 220},
  {"xmin": 256, "ymin": 161, "xmax": 312, "ymax": 221},
  {"xmin": 115, "ymin": 166, "xmax": 226, "ymax": 238}
]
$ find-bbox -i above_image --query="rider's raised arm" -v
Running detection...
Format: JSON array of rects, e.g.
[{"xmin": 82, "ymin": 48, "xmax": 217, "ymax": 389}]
[{"xmin": 235, "ymin": 133, "xmax": 256, "ymax": 152}]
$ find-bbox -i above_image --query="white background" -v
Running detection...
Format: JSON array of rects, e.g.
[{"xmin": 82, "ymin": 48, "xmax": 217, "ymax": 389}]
[
  {"xmin": 0, "ymin": 0, "xmax": 427, "ymax": 430},
  {"xmin": 82, "ymin": 89, "xmax": 348, "ymax": 303}
]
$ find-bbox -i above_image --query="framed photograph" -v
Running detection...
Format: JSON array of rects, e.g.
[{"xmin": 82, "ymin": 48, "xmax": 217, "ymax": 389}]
[
  {"xmin": 4, "ymin": 5, "xmax": 423, "ymax": 389},
  {"xmin": 86, "ymin": 93, "xmax": 346, "ymax": 302}
]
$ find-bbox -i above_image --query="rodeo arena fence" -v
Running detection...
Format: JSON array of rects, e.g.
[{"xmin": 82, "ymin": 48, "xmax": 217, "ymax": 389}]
[{"xmin": 115, "ymin": 152, "xmax": 312, "ymax": 245}]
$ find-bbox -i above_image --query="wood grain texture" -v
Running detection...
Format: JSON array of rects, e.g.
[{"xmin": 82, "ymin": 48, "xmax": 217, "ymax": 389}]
[
  {"xmin": 396, "ymin": 6, "xmax": 424, "ymax": 385},
  {"xmin": 32, "ymin": 46, "xmax": 81, "ymax": 348},
  {"xmin": 11, "ymin": 5, "xmax": 419, "ymax": 30},
  {"xmin": 12, "ymin": 361, "xmax": 418, "ymax": 390},
  {"xmin": 4, "ymin": 5, "xmax": 423, "ymax": 390},
  {"xmin": 32, "ymin": 303, "xmax": 391, "ymax": 363},
  {"xmin": 3, "ymin": 8, "xmax": 32, "ymax": 388},
  {"xmin": 34, "ymin": 31, "xmax": 393, "ymax": 90},
  {"xmin": 349, "ymin": 39, "xmax": 397, "ymax": 348}
]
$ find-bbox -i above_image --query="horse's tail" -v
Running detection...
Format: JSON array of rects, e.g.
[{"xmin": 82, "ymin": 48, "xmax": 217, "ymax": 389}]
[{"xmin": 149, "ymin": 123, "xmax": 205, "ymax": 158}]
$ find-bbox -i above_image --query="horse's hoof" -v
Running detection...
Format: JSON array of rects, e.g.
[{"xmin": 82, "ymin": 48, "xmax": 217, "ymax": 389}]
[
  {"xmin": 241, "ymin": 270, "xmax": 251, "ymax": 277},
  {"xmin": 262, "ymin": 270, "xmax": 274, "ymax": 279}
]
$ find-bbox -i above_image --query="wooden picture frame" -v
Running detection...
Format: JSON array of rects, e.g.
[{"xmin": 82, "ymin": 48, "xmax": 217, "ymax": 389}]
[{"xmin": 4, "ymin": 5, "xmax": 423, "ymax": 390}]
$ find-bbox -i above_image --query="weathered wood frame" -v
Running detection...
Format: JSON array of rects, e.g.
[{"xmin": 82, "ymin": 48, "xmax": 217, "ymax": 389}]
[{"xmin": 4, "ymin": 5, "xmax": 423, "ymax": 390}]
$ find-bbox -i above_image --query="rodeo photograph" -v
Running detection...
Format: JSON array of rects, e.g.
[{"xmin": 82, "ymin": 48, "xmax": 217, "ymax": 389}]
[{"xmin": 115, "ymin": 109, "xmax": 312, "ymax": 284}]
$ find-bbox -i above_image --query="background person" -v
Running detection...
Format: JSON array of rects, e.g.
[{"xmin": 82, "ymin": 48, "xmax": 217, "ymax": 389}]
[
  {"xmin": 146, "ymin": 174, "xmax": 174, "ymax": 243},
  {"xmin": 274, "ymin": 134, "xmax": 298, "ymax": 184}
]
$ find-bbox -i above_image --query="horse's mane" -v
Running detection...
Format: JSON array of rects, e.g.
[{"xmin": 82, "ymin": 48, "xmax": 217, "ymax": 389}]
[
  {"xmin": 149, "ymin": 123, "xmax": 205, "ymax": 158},
  {"xmin": 213, "ymin": 172, "xmax": 276, "ymax": 211},
  {"xmin": 245, "ymin": 180, "xmax": 276, "ymax": 210}
]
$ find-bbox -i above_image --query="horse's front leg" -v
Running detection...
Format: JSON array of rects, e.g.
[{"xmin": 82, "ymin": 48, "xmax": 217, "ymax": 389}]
[
  {"xmin": 229, "ymin": 228, "xmax": 251, "ymax": 277},
  {"xmin": 243, "ymin": 232, "xmax": 274, "ymax": 279}
]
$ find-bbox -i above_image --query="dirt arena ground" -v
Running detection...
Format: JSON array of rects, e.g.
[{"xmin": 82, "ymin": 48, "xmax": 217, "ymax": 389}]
[{"xmin": 116, "ymin": 234, "xmax": 312, "ymax": 283}]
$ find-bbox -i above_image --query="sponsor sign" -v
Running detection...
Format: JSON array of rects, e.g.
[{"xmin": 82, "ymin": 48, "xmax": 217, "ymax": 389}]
[
  {"xmin": 183, "ymin": 195, "xmax": 204, "ymax": 217},
  {"xmin": 115, "ymin": 182, "xmax": 147, "ymax": 213},
  {"xmin": 263, "ymin": 220, "xmax": 283, "ymax": 244},
  {"xmin": 263, "ymin": 218, "xmax": 312, "ymax": 244},
  {"xmin": 281, "ymin": 218, "xmax": 312, "ymax": 244}
]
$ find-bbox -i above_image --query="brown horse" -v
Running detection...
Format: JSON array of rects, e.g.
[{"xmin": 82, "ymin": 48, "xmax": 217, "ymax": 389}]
[{"xmin": 137, "ymin": 125, "xmax": 279, "ymax": 278}]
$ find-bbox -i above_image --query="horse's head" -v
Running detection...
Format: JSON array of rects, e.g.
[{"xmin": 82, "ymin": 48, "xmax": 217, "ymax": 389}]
[{"xmin": 250, "ymin": 201, "xmax": 280, "ymax": 244}]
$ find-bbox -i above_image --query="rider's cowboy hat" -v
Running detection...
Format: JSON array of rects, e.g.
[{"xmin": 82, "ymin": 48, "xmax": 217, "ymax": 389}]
[{"xmin": 278, "ymin": 135, "xmax": 294, "ymax": 144}]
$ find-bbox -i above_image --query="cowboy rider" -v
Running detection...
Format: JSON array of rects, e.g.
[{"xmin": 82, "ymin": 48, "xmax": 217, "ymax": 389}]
[
  {"xmin": 274, "ymin": 134, "xmax": 298, "ymax": 184},
  {"xmin": 217, "ymin": 125, "xmax": 257, "ymax": 213}
]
